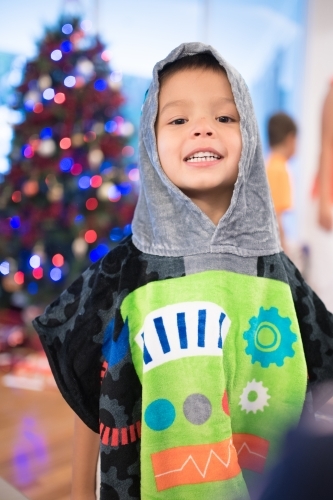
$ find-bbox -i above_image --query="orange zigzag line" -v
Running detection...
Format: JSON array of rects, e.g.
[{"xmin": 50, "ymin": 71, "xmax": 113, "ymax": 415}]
[
  {"xmin": 155, "ymin": 440, "xmax": 233, "ymax": 479},
  {"xmin": 155, "ymin": 439, "xmax": 268, "ymax": 479}
]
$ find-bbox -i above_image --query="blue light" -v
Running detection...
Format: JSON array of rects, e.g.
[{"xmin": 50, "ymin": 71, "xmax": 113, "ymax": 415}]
[
  {"xmin": 74, "ymin": 214, "xmax": 84, "ymax": 223},
  {"xmin": 24, "ymin": 100, "xmax": 34, "ymax": 111},
  {"xmin": 51, "ymin": 49, "xmax": 62, "ymax": 61},
  {"xmin": 59, "ymin": 157, "xmax": 74, "ymax": 172},
  {"xmin": 110, "ymin": 227, "xmax": 123, "ymax": 242},
  {"xmin": 94, "ymin": 79, "xmax": 107, "ymax": 91},
  {"xmin": 100, "ymin": 160, "xmax": 112, "ymax": 172},
  {"xmin": 61, "ymin": 40, "xmax": 73, "ymax": 53},
  {"xmin": 27, "ymin": 282, "xmax": 38, "ymax": 295},
  {"xmin": 64, "ymin": 76, "xmax": 76, "ymax": 88},
  {"xmin": 62, "ymin": 23, "xmax": 73, "ymax": 35},
  {"xmin": 43, "ymin": 88, "xmax": 55, "ymax": 100},
  {"xmin": 29, "ymin": 255, "xmax": 41, "ymax": 269},
  {"xmin": 10, "ymin": 216, "xmax": 20, "ymax": 229},
  {"xmin": 118, "ymin": 182, "xmax": 132, "ymax": 195},
  {"xmin": 104, "ymin": 120, "xmax": 117, "ymax": 133},
  {"xmin": 50, "ymin": 268, "xmax": 62, "ymax": 281},
  {"xmin": 96, "ymin": 244, "xmax": 109, "ymax": 257},
  {"xmin": 40, "ymin": 127, "xmax": 52, "ymax": 139},
  {"xmin": 0, "ymin": 261, "xmax": 10, "ymax": 275},
  {"xmin": 123, "ymin": 224, "xmax": 132, "ymax": 236},
  {"xmin": 78, "ymin": 176, "xmax": 91, "ymax": 189},
  {"xmin": 89, "ymin": 249, "xmax": 100, "ymax": 262},
  {"xmin": 89, "ymin": 244, "xmax": 109, "ymax": 263}
]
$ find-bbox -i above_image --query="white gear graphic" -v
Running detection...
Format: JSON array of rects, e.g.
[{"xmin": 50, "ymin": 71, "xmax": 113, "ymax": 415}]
[{"xmin": 239, "ymin": 379, "xmax": 271, "ymax": 413}]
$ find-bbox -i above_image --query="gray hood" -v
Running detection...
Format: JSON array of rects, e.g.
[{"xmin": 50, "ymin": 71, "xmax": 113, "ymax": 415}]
[{"xmin": 132, "ymin": 42, "xmax": 281, "ymax": 257}]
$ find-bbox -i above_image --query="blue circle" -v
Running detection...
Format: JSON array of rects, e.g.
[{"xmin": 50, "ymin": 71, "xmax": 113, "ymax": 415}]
[
  {"xmin": 110, "ymin": 227, "xmax": 123, "ymax": 242},
  {"xmin": 123, "ymin": 224, "xmax": 132, "ymax": 236},
  {"xmin": 94, "ymin": 79, "xmax": 107, "ymax": 91},
  {"xmin": 145, "ymin": 399, "xmax": 175, "ymax": 431},
  {"xmin": 78, "ymin": 176, "xmax": 90, "ymax": 189},
  {"xmin": 61, "ymin": 40, "xmax": 72, "ymax": 53},
  {"xmin": 90, "ymin": 244, "xmax": 109, "ymax": 263},
  {"xmin": 50, "ymin": 267, "xmax": 62, "ymax": 281},
  {"xmin": 59, "ymin": 157, "xmax": 73, "ymax": 172},
  {"xmin": 118, "ymin": 182, "xmax": 132, "ymax": 195},
  {"xmin": 62, "ymin": 24, "xmax": 73, "ymax": 35},
  {"xmin": 40, "ymin": 127, "xmax": 52, "ymax": 139},
  {"xmin": 105, "ymin": 120, "xmax": 117, "ymax": 133},
  {"xmin": 10, "ymin": 216, "xmax": 20, "ymax": 229}
]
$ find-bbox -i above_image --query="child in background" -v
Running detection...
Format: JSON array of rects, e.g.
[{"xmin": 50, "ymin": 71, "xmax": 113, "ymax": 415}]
[
  {"xmin": 33, "ymin": 44, "xmax": 333, "ymax": 500},
  {"xmin": 266, "ymin": 112, "xmax": 297, "ymax": 252}
]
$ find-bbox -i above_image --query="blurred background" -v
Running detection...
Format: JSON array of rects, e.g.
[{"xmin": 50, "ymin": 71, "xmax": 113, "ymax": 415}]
[{"xmin": 0, "ymin": 0, "xmax": 333, "ymax": 499}]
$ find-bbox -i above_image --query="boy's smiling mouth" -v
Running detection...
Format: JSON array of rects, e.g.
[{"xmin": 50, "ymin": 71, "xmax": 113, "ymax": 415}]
[{"xmin": 184, "ymin": 148, "xmax": 223, "ymax": 163}]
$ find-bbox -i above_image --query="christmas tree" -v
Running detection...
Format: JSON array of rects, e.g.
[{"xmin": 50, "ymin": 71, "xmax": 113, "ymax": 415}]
[{"xmin": 0, "ymin": 17, "xmax": 138, "ymax": 314}]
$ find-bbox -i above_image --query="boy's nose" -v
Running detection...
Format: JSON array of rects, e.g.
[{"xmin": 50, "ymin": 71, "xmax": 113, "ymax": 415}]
[
  {"xmin": 194, "ymin": 131, "xmax": 213, "ymax": 136},
  {"xmin": 192, "ymin": 119, "xmax": 214, "ymax": 137}
]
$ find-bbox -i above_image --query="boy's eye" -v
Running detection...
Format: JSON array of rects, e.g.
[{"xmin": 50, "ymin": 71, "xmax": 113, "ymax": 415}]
[
  {"xmin": 170, "ymin": 118, "xmax": 187, "ymax": 125},
  {"xmin": 217, "ymin": 116, "xmax": 233, "ymax": 123}
]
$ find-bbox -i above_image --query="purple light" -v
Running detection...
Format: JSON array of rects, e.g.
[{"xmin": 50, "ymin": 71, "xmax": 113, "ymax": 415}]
[
  {"xmin": 78, "ymin": 176, "xmax": 91, "ymax": 189},
  {"xmin": 43, "ymin": 88, "xmax": 55, "ymax": 100},
  {"xmin": 0, "ymin": 261, "xmax": 10, "ymax": 275},
  {"xmin": 107, "ymin": 185, "xmax": 121, "ymax": 202},
  {"xmin": 64, "ymin": 76, "xmax": 76, "ymax": 88},
  {"xmin": 51, "ymin": 50, "xmax": 62, "ymax": 61},
  {"xmin": 13, "ymin": 418, "xmax": 48, "ymax": 487},
  {"xmin": 50, "ymin": 268, "xmax": 62, "ymax": 281},
  {"xmin": 62, "ymin": 24, "xmax": 73, "ymax": 35},
  {"xmin": 29, "ymin": 255, "xmax": 41, "ymax": 269}
]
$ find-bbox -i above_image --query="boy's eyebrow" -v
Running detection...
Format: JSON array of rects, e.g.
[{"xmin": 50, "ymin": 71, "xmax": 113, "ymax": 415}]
[
  {"xmin": 159, "ymin": 97, "xmax": 236, "ymax": 115},
  {"xmin": 159, "ymin": 99, "xmax": 191, "ymax": 115}
]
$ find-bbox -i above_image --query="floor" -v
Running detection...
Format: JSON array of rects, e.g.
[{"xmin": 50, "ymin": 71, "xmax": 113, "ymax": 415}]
[{"xmin": 0, "ymin": 378, "xmax": 73, "ymax": 500}]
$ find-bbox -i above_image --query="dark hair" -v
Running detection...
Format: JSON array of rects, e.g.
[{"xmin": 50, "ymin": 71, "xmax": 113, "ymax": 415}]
[
  {"xmin": 158, "ymin": 52, "xmax": 226, "ymax": 86},
  {"xmin": 268, "ymin": 112, "xmax": 297, "ymax": 147}
]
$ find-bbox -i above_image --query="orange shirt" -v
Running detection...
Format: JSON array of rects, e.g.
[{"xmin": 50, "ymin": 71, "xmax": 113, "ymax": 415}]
[{"xmin": 266, "ymin": 154, "xmax": 292, "ymax": 214}]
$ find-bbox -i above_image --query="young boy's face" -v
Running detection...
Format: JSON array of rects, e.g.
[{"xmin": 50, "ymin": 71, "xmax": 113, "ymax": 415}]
[{"xmin": 156, "ymin": 68, "xmax": 242, "ymax": 204}]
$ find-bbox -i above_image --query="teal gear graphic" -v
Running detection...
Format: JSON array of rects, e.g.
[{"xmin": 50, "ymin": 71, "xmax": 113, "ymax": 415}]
[{"xmin": 243, "ymin": 307, "xmax": 297, "ymax": 367}]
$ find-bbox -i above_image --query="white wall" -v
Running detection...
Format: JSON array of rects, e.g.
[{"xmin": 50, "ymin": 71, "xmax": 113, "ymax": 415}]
[{"xmin": 299, "ymin": 0, "xmax": 333, "ymax": 238}]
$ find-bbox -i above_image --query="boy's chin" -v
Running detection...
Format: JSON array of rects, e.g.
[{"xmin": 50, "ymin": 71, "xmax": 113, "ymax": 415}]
[{"xmin": 180, "ymin": 183, "xmax": 234, "ymax": 198}]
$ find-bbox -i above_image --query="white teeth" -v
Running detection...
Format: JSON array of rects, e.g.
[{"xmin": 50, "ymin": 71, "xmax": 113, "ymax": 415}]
[{"xmin": 186, "ymin": 152, "xmax": 221, "ymax": 162}]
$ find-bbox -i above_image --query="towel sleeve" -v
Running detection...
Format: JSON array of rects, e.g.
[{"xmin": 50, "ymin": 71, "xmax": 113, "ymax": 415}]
[
  {"xmin": 281, "ymin": 253, "xmax": 333, "ymax": 410},
  {"xmin": 32, "ymin": 252, "xmax": 120, "ymax": 433}
]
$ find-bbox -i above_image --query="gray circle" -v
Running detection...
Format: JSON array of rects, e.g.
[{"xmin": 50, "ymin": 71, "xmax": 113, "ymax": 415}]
[{"xmin": 183, "ymin": 393, "xmax": 212, "ymax": 425}]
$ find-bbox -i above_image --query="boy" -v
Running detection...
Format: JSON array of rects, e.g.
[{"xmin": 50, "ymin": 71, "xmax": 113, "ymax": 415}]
[
  {"xmin": 266, "ymin": 112, "xmax": 297, "ymax": 252},
  {"xmin": 33, "ymin": 43, "xmax": 333, "ymax": 500}
]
